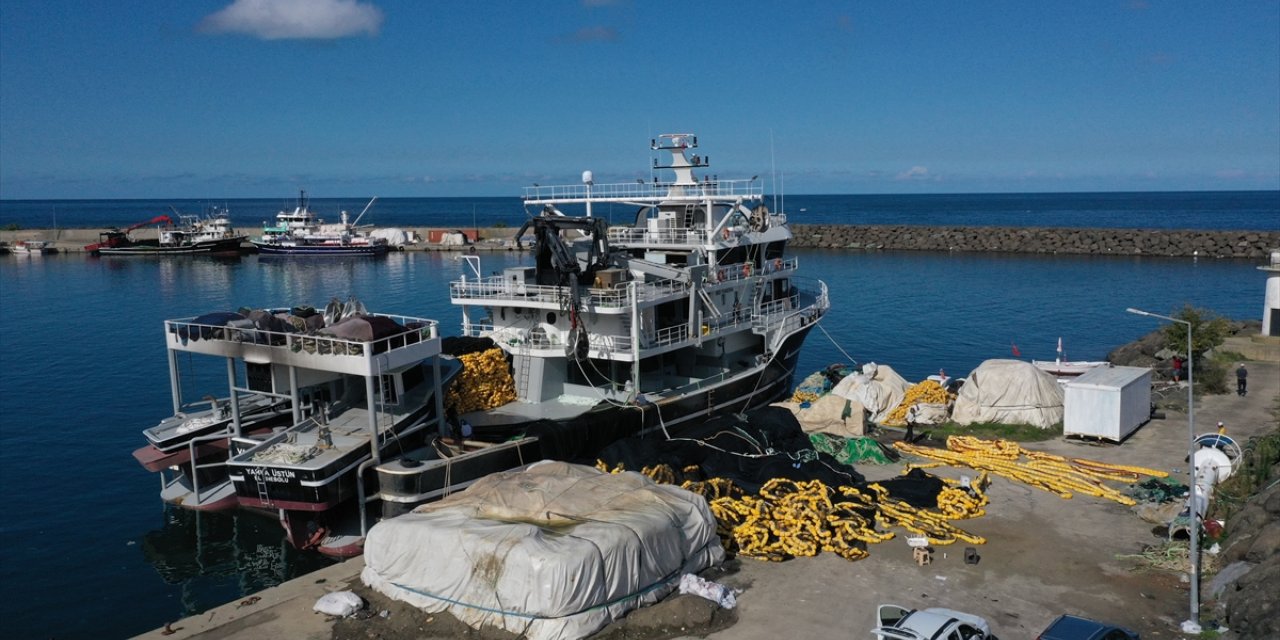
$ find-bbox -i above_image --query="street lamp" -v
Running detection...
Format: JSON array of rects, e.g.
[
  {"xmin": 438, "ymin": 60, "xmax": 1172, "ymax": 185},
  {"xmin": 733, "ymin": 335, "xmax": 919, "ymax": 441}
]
[{"xmin": 1126, "ymin": 307, "xmax": 1200, "ymax": 634}]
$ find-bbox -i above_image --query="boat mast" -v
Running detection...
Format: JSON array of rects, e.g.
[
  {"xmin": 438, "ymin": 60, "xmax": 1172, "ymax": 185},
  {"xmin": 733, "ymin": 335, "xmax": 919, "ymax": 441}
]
[{"xmin": 352, "ymin": 196, "xmax": 379, "ymax": 227}]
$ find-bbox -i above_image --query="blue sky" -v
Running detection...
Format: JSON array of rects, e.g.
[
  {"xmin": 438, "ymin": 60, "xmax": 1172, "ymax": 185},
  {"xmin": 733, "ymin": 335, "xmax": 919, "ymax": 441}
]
[{"xmin": 1, "ymin": 1, "xmax": 1277, "ymax": 198}]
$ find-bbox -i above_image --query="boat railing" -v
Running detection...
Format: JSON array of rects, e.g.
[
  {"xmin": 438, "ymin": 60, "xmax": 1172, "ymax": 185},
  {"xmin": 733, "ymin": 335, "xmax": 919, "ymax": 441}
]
[
  {"xmin": 165, "ymin": 428, "xmax": 237, "ymax": 505},
  {"xmin": 607, "ymin": 226, "xmax": 710, "ymax": 246},
  {"xmin": 752, "ymin": 278, "xmax": 829, "ymax": 350},
  {"xmin": 450, "ymin": 275, "xmax": 687, "ymax": 308},
  {"xmin": 751, "ymin": 277, "xmax": 828, "ymax": 330},
  {"xmin": 166, "ymin": 313, "xmax": 441, "ymax": 371},
  {"xmin": 707, "ymin": 258, "xmax": 796, "ymax": 285},
  {"xmin": 522, "ymin": 178, "xmax": 763, "ymax": 203}
]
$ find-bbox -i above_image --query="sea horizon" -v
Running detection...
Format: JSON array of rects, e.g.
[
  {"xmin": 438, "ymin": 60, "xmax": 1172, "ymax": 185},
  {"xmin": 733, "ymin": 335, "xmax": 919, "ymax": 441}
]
[
  {"xmin": 3, "ymin": 187, "xmax": 1278, "ymax": 202},
  {"xmin": 3, "ymin": 190, "xmax": 1278, "ymax": 233}
]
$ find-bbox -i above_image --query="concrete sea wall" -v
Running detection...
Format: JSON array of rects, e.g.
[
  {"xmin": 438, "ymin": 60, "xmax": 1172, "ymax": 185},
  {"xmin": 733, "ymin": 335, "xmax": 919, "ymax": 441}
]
[{"xmin": 789, "ymin": 224, "xmax": 1280, "ymax": 259}]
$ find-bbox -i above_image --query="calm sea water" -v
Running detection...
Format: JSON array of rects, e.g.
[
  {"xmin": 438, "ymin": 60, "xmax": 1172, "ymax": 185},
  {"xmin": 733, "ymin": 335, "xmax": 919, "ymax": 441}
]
[
  {"xmin": 0, "ymin": 192, "xmax": 1271, "ymax": 639},
  {"xmin": 1, "ymin": 190, "xmax": 1278, "ymax": 231}
]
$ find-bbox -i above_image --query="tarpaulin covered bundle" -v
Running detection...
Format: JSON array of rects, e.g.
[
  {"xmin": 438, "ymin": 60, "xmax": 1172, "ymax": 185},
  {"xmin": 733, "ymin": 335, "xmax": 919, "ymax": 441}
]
[
  {"xmin": 173, "ymin": 311, "xmax": 246, "ymax": 342},
  {"xmin": 830, "ymin": 363, "xmax": 911, "ymax": 424},
  {"xmin": 361, "ymin": 461, "xmax": 724, "ymax": 640},
  {"xmin": 595, "ymin": 405, "xmax": 865, "ymax": 493},
  {"xmin": 951, "ymin": 359, "xmax": 1065, "ymax": 429},
  {"xmin": 793, "ymin": 394, "xmax": 866, "ymax": 436},
  {"xmin": 316, "ymin": 314, "xmax": 410, "ymax": 354},
  {"xmin": 317, "ymin": 314, "xmax": 406, "ymax": 342}
]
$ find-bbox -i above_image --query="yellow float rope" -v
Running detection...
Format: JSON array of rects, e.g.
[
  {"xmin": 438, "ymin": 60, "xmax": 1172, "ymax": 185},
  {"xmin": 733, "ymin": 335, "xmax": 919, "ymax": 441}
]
[{"xmin": 893, "ymin": 436, "xmax": 1168, "ymax": 507}]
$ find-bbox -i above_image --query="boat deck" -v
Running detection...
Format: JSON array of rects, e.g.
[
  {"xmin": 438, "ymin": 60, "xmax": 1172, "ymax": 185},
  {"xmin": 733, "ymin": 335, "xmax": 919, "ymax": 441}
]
[
  {"xmin": 144, "ymin": 394, "xmax": 282, "ymax": 449},
  {"xmin": 462, "ymin": 395, "xmax": 602, "ymax": 427}
]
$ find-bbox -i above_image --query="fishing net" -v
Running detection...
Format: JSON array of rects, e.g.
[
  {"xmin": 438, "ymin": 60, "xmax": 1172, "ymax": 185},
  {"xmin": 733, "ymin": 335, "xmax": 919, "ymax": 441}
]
[{"xmin": 809, "ymin": 433, "xmax": 894, "ymax": 465}]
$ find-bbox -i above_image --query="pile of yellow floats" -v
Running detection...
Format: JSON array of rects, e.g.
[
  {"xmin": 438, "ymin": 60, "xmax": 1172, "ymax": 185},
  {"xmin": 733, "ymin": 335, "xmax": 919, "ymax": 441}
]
[
  {"xmin": 882, "ymin": 380, "xmax": 954, "ymax": 426},
  {"xmin": 596, "ymin": 460, "xmax": 988, "ymax": 563},
  {"xmin": 445, "ymin": 348, "xmax": 518, "ymax": 413},
  {"xmin": 596, "ymin": 435, "xmax": 1169, "ymax": 564}
]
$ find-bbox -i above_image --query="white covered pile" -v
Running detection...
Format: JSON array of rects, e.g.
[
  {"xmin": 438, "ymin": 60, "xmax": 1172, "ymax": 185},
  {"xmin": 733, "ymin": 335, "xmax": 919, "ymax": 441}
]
[
  {"xmin": 361, "ymin": 461, "xmax": 724, "ymax": 640},
  {"xmin": 951, "ymin": 359, "xmax": 1065, "ymax": 429},
  {"xmin": 831, "ymin": 362, "xmax": 911, "ymax": 425}
]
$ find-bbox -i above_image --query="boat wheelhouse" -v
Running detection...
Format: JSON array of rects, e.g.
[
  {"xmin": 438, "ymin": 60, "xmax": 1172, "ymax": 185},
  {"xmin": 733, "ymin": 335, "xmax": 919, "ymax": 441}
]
[{"xmin": 376, "ymin": 133, "xmax": 829, "ymax": 513}]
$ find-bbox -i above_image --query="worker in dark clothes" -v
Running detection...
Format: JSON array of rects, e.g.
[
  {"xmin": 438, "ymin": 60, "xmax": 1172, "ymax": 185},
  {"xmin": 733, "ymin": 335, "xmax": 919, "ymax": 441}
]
[{"xmin": 1236, "ymin": 364, "xmax": 1248, "ymax": 396}]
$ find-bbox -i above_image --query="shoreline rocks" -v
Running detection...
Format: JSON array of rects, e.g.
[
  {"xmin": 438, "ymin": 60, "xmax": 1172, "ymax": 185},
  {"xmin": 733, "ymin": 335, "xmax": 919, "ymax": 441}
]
[{"xmin": 789, "ymin": 224, "xmax": 1280, "ymax": 259}]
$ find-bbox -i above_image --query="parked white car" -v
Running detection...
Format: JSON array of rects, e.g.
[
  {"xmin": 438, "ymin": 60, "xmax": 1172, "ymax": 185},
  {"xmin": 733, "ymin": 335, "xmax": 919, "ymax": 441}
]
[{"xmin": 872, "ymin": 604, "xmax": 996, "ymax": 640}]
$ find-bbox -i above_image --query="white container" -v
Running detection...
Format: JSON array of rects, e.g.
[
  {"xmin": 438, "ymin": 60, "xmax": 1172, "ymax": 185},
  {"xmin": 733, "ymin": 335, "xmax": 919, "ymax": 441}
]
[{"xmin": 1063, "ymin": 365, "xmax": 1152, "ymax": 442}]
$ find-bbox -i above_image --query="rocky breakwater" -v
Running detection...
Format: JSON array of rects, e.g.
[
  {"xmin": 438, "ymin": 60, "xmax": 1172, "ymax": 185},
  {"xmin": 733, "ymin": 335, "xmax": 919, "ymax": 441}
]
[{"xmin": 790, "ymin": 224, "xmax": 1280, "ymax": 259}]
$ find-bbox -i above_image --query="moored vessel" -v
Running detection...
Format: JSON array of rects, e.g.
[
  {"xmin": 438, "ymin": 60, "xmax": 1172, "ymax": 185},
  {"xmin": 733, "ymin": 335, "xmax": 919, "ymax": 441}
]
[
  {"xmin": 141, "ymin": 300, "xmax": 457, "ymax": 556},
  {"xmin": 8, "ymin": 239, "xmax": 55, "ymax": 254},
  {"xmin": 251, "ymin": 191, "xmax": 391, "ymax": 256},
  {"xmin": 87, "ymin": 208, "xmax": 248, "ymax": 256},
  {"xmin": 376, "ymin": 133, "xmax": 829, "ymax": 514}
]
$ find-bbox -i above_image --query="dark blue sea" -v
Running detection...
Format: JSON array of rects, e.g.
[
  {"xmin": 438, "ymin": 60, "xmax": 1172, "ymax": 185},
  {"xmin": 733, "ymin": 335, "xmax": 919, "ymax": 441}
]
[{"xmin": 0, "ymin": 192, "xmax": 1273, "ymax": 639}]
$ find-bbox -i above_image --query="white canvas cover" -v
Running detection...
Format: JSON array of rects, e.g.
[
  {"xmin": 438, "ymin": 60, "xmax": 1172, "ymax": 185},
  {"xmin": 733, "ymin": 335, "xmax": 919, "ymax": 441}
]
[
  {"xmin": 369, "ymin": 228, "xmax": 414, "ymax": 247},
  {"xmin": 361, "ymin": 461, "xmax": 724, "ymax": 640},
  {"xmin": 951, "ymin": 359, "xmax": 1065, "ymax": 429},
  {"xmin": 830, "ymin": 362, "xmax": 910, "ymax": 424}
]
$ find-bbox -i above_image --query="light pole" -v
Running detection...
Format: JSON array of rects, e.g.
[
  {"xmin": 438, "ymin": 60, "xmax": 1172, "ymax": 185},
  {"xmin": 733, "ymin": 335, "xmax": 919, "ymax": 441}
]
[{"xmin": 1126, "ymin": 307, "xmax": 1199, "ymax": 633}]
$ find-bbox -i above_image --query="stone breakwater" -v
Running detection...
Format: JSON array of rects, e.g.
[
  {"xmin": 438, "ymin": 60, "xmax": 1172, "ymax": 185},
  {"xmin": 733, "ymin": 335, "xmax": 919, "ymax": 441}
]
[{"xmin": 789, "ymin": 224, "xmax": 1280, "ymax": 259}]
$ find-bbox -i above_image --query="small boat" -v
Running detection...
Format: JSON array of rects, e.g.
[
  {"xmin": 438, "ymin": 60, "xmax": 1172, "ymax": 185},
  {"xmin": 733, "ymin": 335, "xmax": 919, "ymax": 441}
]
[
  {"xmin": 9, "ymin": 239, "xmax": 55, "ymax": 255},
  {"xmin": 1031, "ymin": 338, "xmax": 1109, "ymax": 379},
  {"xmin": 374, "ymin": 132, "xmax": 830, "ymax": 515},
  {"xmin": 251, "ymin": 191, "xmax": 391, "ymax": 256},
  {"xmin": 87, "ymin": 209, "xmax": 248, "ymax": 256},
  {"xmin": 131, "ymin": 393, "xmax": 293, "ymax": 474}
]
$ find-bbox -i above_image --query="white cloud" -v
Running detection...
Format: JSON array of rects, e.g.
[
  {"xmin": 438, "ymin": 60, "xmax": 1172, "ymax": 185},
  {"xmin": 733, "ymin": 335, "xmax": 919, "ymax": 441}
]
[
  {"xmin": 199, "ymin": 0, "xmax": 384, "ymax": 40},
  {"xmin": 896, "ymin": 165, "xmax": 930, "ymax": 180}
]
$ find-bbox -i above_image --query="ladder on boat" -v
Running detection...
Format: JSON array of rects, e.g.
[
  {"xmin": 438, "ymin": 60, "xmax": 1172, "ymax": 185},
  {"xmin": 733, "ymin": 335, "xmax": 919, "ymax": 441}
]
[
  {"xmin": 514, "ymin": 354, "xmax": 532, "ymax": 400},
  {"xmin": 255, "ymin": 476, "xmax": 271, "ymax": 506}
]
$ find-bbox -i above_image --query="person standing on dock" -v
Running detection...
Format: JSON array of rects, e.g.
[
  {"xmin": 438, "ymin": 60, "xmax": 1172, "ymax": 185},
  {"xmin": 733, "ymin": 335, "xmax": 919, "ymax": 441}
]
[{"xmin": 1236, "ymin": 364, "xmax": 1248, "ymax": 396}]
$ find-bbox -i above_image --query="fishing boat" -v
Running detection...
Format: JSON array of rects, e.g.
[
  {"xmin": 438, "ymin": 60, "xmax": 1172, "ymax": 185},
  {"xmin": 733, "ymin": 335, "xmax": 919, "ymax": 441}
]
[
  {"xmin": 375, "ymin": 133, "xmax": 830, "ymax": 515},
  {"xmin": 87, "ymin": 208, "xmax": 248, "ymax": 256},
  {"xmin": 139, "ymin": 300, "xmax": 458, "ymax": 551},
  {"xmin": 251, "ymin": 191, "xmax": 391, "ymax": 256}
]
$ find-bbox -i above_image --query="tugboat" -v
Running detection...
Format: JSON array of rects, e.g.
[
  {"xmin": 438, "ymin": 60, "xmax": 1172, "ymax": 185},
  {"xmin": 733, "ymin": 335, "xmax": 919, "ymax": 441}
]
[
  {"xmin": 142, "ymin": 300, "xmax": 457, "ymax": 556},
  {"xmin": 376, "ymin": 133, "xmax": 829, "ymax": 515},
  {"xmin": 251, "ymin": 191, "xmax": 391, "ymax": 256}
]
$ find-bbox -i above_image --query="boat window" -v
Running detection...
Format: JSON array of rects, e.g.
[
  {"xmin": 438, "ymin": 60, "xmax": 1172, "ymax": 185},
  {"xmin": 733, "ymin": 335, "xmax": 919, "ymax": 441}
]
[{"xmin": 546, "ymin": 312, "xmax": 557, "ymax": 325}]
